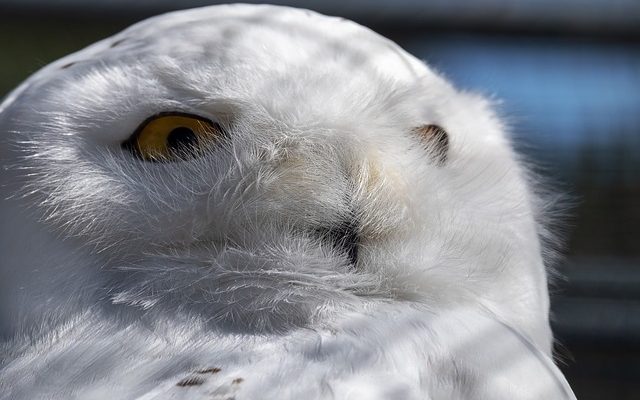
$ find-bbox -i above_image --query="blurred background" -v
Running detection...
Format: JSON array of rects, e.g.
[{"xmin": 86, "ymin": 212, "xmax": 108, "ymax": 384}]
[{"xmin": 1, "ymin": 0, "xmax": 638, "ymax": 397}]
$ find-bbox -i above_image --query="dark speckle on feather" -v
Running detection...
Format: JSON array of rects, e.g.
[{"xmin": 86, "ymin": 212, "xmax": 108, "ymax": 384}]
[
  {"xmin": 110, "ymin": 38, "xmax": 127, "ymax": 48},
  {"xmin": 176, "ymin": 376, "xmax": 205, "ymax": 387},
  {"xmin": 197, "ymin": 367, "xmax": 222, "ymax": 374}
]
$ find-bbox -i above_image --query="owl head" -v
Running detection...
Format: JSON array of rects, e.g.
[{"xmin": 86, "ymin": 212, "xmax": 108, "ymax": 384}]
[{"xmin": 0, "ymin": 4, "xmax": 553, "ymax": 352}]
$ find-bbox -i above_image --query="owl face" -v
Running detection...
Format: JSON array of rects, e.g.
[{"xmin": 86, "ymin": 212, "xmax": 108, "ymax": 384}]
[{"xmin": 0, "ymin": 5, "xmax": 551, "ymax": 349}]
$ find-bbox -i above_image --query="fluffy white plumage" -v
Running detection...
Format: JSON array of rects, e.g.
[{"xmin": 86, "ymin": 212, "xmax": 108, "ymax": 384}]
[{"xmin": 0, "ymin": 4, "xmax": 575, "ymax": 399}]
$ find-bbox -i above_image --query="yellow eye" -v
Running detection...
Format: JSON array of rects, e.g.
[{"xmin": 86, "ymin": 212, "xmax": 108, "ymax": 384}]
[{"xmin": 123, "ymin": 112, "xmax": 225, "ymax": 161}]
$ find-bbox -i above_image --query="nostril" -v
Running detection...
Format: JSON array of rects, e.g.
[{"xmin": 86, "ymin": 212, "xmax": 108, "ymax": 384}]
[{"xmin": 325, "ymin": 220, "xmax": 360, "ymax": 266}]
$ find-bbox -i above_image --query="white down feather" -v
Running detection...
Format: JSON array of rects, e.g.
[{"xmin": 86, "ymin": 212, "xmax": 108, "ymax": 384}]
[{"xmin": 0, "ymin": 4, "xmax": 575, "ymax": 399}]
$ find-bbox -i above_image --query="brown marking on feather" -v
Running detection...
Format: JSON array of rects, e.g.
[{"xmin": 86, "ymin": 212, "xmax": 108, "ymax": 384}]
[
  {"xmin": 197, "ymin": 367, "xmax": 222, "ymax": 374},
  {"xmin": 176, "ymin": 376, "xmax": 205, "ymax": 387},
  {"xmin": 232, "ymin": 378, "xmax": 244, "ymax": 385}
]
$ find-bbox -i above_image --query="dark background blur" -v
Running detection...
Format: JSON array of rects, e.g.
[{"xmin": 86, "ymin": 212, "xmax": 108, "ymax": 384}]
[{"xmin": 1, "ymin": 1, "xmax": 638, "ymax": 398}]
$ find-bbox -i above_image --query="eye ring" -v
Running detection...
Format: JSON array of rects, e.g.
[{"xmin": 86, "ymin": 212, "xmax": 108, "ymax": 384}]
[{"xmin": 122, "ymin": 111, "xmax": 225, "ymax": 162}]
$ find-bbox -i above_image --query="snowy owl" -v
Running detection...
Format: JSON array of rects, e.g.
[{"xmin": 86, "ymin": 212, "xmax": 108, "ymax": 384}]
[{"xmin": 0, "ymin": 4, "xmax": 575, "ymax": 399}]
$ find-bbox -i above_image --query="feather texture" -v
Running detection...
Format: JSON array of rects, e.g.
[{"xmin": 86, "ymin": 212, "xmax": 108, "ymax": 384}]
[{"xmin": 0, "ymin": 4, "xmax": 574, "ymax": 399}]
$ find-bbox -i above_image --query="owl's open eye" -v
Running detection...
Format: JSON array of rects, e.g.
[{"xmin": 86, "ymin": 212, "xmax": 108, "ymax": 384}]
[{"xmin": 122, "ymin": 112, "xmax": 225, "ymax": 161}]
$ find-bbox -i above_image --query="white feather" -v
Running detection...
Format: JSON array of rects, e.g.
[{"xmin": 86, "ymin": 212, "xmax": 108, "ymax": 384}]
[{"xmin": 0, "ymin": 4, "xmax": 574, "ymax": 399}]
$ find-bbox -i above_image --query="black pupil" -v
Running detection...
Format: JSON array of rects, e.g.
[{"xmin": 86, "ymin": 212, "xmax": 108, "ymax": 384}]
[{"xmin": 167, "ymin": 127, "xmax": 198, "ymax": 155}]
